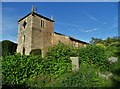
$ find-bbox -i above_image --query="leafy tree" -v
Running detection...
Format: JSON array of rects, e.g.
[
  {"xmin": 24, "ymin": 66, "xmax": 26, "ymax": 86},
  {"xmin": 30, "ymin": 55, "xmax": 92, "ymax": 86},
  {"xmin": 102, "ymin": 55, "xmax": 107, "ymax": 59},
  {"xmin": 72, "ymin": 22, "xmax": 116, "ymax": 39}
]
[
  {"xmin": 90, "ymin": 36, "xmax": 120, "ymax": 46},
  {"xmin": 43, "ymin": 42, "xmax": 77, "ymax": 77},
  {"xmin": 1, "ymin": 40, "xmax": 17, "ymax": 56},
  {"xmin": 90, "ymin": 37, "xmax": 103, "ymax": 44},
  {"xmin": 78, "ymin": 44, "xmax": 109, "ymax": 71}
]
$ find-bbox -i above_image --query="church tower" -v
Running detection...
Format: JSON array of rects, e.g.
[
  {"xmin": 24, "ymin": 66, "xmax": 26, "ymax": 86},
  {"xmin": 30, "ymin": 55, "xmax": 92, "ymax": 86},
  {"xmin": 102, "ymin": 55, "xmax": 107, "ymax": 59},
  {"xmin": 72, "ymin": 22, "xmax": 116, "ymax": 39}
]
[{"xmin": 17, "ymin": 6, "xmax": 54, "ymax": 55}]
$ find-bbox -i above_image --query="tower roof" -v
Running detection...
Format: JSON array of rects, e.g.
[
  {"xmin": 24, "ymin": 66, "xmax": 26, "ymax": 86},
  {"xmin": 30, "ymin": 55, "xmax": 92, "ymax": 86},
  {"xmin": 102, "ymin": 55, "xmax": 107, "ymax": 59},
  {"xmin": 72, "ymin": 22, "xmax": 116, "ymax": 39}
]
[{"xmin": 18, "ymin": 6, "xmax": 54, "ymax": 22}]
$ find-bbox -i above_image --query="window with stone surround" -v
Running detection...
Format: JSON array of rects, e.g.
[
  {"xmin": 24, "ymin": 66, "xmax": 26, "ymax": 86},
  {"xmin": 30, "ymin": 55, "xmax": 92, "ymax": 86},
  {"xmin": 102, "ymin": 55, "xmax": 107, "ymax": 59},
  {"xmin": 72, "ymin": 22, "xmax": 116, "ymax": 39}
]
[
  {"xmin": 41, "ymin": 20, "xmax": 44, "ymax": 28},
  {"xmin": 22, "ymin": 21, "xmax": 27, "ymax": 28}
]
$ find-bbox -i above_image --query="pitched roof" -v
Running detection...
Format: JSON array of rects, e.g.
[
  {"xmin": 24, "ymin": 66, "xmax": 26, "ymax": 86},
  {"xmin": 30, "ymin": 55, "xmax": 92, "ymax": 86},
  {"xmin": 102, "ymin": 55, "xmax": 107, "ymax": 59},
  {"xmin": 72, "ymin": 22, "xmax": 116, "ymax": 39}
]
[
  {"xmin": 18, "ymin": 12, "xmax": 54, "ymax": 22},
  {"xmin": 54, "ymin": 32, "xmax": 65, "ymax": 36},
  {"xmin": 69, "ymin": 37, "xmax": 88, "ymax": 44},
  {"xmin": 54, "ymin": 32, "xmax": 88, "ymax": 44}
]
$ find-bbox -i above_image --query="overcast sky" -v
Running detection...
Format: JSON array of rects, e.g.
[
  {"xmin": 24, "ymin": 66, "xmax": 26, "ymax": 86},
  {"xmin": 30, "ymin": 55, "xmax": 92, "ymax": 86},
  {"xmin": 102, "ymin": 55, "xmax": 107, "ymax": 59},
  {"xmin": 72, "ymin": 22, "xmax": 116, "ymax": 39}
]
[{"xmin": 1, "ymin": 2, "xmax": 118, "ymax": 43}]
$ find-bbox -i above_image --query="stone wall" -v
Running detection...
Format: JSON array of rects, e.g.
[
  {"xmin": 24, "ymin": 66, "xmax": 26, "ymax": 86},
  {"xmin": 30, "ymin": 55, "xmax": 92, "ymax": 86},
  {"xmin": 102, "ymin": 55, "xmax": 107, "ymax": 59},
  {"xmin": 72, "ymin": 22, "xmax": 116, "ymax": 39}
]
[
  {"xmin": 53, "ymin": 33, "xmax": 86, "ymax": 47},
  {"xmin": 53, "ymin": 33, "xmax": 70, "ymax": 45},
  {"xmin": 31, "ymin": 14, "xmax": 54, "ymax": 54},
  {"xmin": 17, "ymin": 15, "xmax": 32, "ymax": 55},
  {"xmin": 17, "ymin": 12, "xmax": 87, "ymax": 55}
]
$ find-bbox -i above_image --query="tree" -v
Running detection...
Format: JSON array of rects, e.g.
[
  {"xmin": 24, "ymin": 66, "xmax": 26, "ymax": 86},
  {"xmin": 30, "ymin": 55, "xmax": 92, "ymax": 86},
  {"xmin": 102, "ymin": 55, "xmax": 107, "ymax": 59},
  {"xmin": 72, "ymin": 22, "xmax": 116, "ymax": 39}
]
[
  {"xmin": 90, "ymin": 37, "xmax": 103, "ymax": 44},
  {"xmin": 1, "ymin": 40, "xmax": 17, "ymax": 56}
]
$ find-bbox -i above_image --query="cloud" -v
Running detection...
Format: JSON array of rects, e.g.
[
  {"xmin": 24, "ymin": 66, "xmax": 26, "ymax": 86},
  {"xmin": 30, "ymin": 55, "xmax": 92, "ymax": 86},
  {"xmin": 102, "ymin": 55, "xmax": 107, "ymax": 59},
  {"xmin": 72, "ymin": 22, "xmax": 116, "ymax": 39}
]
[
  {"xmin": 83, "ymin": 11, "xmax": 107, "ymax": 25},
  {"xmin": 81, "ymin": 28, "xmax": 98, "ymax": 33},
  {"xmin": 56, "ymin": 21, "xmax": 80, "ymax": 27},
  {"xmin": 83, "ymin": 11, "xmax": 98, "ymax": 22},
  {"xmin": 56, "ymin": 21, "xmax": 98, "ymax": 33}
]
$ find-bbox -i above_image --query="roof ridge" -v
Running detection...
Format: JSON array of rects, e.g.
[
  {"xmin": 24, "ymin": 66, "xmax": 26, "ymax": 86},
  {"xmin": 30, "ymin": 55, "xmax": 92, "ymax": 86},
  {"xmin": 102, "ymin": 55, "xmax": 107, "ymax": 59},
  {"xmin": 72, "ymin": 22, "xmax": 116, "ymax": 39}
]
[{"xmin": 18, "ymin": 12, "xmax": 54, "ymax": 22}]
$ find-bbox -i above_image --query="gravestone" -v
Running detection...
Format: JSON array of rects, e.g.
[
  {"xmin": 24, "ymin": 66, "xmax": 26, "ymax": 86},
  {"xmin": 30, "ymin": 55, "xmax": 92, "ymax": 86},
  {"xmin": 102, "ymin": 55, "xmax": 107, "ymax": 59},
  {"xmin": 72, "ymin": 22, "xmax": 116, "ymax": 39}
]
[
  {"xmin": 108, "ymin": 57, "xmax": 118, "ymax": 64},
  {"xmin": 70, "ymin": 57, "xmax": 79, "ymax": 72}
]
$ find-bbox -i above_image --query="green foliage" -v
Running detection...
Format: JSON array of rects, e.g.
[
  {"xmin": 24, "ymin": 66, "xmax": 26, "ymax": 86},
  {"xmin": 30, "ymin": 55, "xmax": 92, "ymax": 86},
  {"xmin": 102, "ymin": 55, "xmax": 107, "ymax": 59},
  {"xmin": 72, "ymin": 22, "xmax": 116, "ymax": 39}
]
[
  {"xmin": 111, "ymin": 58, "xmax": 120, "ymax": 87},
  {"xmin": 1, "ymin": 40, "xmax": 17, "ymax": 56},
  {"xmin": 103, "ymin": 37, "xmax": 120, "ymax": 46},
  {"xmin": 78, "ymin": 45, "xmax": 109, "ymax": 71},
  {"xmin": 106, "ymin": 46, "xmax": 118, "ymax": 57},
  {"xmin": 30, "ymin": 49, "xmax": 42, "ymax": 55},
  {"xmin": 96, "ymin": 43, "xmax": 106, "ymax": 49},
  {"xmin": 42, "ymin": 42, "xmax": 77, "ymax": 78},
  {"xmin": 2, "ymin": 39, "xmax": 120, "ymax": 88},
  {"xmin": 2, "ymin": 43, "xmax": 75, "ymax": 88},
  {"xmin": 90, "ymin": 36, "xmax": 120, "ymax": 46},
  {"xmin": 51, "ymin": 63, "xmax": 111, "ymax": 87},
  {"xmin": 2, "ymin": 53, "xmax": 43, "ymax": 86},
  {"xmin": 90, "ymin": 37, "xmax": 103, "ymax": 44},
  {"xmin": 46, "ymin": 42, "xmax": 78, "ymax": 57}
]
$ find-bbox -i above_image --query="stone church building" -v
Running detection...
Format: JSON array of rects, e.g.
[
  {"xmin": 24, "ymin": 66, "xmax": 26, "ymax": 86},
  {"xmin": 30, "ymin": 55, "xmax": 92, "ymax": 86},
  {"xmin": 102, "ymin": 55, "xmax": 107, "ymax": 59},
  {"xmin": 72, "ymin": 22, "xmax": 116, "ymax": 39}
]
[{"xmin": 17, "ymin": 6, "xmax": 88, "ymax": 55}]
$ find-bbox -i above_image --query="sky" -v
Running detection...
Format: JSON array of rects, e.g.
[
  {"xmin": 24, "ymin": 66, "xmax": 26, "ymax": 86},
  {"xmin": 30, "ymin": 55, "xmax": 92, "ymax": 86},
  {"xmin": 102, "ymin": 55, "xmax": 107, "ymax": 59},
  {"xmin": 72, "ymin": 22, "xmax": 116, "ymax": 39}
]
[
  {"xmin": 1, "ymin": 2, "xmax": 118, "ymax": 43},
  {"xmin": 1, "ymin": 0, "xmax": 120, "ymax": 2}
]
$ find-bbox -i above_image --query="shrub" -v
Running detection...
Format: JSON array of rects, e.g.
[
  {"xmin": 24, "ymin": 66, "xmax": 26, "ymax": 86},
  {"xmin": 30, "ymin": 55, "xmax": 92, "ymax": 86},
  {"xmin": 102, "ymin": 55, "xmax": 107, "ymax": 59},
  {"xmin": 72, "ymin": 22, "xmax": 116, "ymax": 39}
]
[
  {"xmin": 46, "ymin": 42, "xmax": 78, "ymax": 57},
  {"xmin": 1, "ymin": 40, "xmax": 17, "ymax": 57},
  {"xmin": 96, "ymin": 43, "xmax": 106, "ymax": 49},
  {"xmin": 51, "ymin": 63, "xmax": 112, "ymax": 87},
  {"xmin": 2, "ymin": 53, "xmax": 43, "ymax": 87},
  {"xmin": 78, "ymin": 45, "xmax": 109, "ymax": 71},
  {"xmin": 43, "ymin": 43, "xmax": 77, "ymax": 78},
  {"xmin": 110, "ymin": 56, "xmax": 120, "ymax": 87},
  {"xmin": 30, "ymin": 49, "xmax": 42, "ymax": 55},
  {"xmin": 106, "ymin": 46, "xmax": 118, "ymax": 58}
]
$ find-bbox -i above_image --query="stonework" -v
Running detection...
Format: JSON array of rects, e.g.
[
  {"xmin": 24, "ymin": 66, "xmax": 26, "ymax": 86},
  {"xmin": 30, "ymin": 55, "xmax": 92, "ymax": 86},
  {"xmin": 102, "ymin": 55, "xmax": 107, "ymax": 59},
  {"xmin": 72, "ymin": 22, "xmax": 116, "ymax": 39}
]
[
  {"xmin": 70, "ymin": 57, "xmax": 79, "ymax": 72},
  {"xmin": 17, "ymin": 7, "xmax": 88, "ymax": 55}
]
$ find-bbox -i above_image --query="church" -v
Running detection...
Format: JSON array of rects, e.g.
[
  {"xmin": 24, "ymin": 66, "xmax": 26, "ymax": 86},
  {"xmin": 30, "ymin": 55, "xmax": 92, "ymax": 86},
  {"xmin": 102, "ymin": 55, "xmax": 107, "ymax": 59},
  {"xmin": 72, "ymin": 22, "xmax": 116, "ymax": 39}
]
[{"xmin": 17, "ymin": 6, "xmax": 88, "ymax": 55}]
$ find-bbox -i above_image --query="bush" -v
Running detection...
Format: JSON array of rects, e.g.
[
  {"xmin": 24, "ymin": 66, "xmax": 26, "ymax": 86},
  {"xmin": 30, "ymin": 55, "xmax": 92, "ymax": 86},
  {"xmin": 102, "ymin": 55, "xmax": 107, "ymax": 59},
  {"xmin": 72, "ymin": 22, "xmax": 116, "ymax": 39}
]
[
  {"xmin": 42, "ymin": 42, "xmax": 77, "ymax": 78},
  {"xmin": 2, "ymin": 53, "xmax": 43, "ymax": 87},
  {"xmin": 51, "ymin": 63, "xmax": 112, "ymax": 87},
  {"xmin": 78, "ymin": 45, "xmax": 109, "ymax": 71},
  {"xmin": 106, "ymin": 46, "xmax": 118, "ymax": 58},
  {"xmin": 30, "ymin": 49, "xmax": 42, "ymax": 55},
  {"xmin": 46, "ymin": 42, "xmax": 78, "ymax": 57},
  {"xmin": 110, "ymin": 58, "xmax": 120, "ymax": 87},
  {"xmin": 1, "ymin": 40, "xmax": 17, "ymax": 57}
]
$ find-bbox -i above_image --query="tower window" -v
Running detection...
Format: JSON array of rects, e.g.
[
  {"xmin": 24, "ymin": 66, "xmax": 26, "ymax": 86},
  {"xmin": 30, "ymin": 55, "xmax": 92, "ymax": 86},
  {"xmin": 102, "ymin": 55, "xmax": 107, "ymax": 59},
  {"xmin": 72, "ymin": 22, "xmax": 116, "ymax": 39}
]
[
  {"xmin": 24, "ymin": 35, "xmax": 25, "ymax": 42},
  {"xmin": 22, "ymin": 21, "xmax": 27, "ymax": 28},
  {"xmin": 41, "ymin": 20, "xmax": 44, "ymax": 28},
  {"xmin": 23, "ymin": 47, "xmax": 25, "ymax": 55}
]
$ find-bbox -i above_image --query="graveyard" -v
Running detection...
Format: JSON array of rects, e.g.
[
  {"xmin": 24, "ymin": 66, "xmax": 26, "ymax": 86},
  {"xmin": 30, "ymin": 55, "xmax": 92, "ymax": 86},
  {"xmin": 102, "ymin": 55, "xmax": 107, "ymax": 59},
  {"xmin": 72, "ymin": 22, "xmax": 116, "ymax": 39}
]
[{"xmin": 1, "ymin": 36, "xmax": 120, "ymax": 88}]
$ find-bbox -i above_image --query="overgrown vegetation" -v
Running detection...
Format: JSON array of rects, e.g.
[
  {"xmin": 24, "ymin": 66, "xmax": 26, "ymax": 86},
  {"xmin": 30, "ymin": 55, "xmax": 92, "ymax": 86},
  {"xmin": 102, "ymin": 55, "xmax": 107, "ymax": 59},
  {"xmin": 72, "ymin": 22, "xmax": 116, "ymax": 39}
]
[
  {"xmin": 1, "ymin": 40, "xmax": 17, "ymax": 57},
  {"xmin": 2, "ymin": 54, "xmax": 43, "ymax": 87},
  {"xmin": 78, "ymin": 44, "xmax": 110, "ymax": 71},
  {"xmin": 1, "ymin": 36, "xmax": 120, "ymax": 88},
  {"xmin": 51, "ymin": 63, "xmax": 112, "ymax": 87}
]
